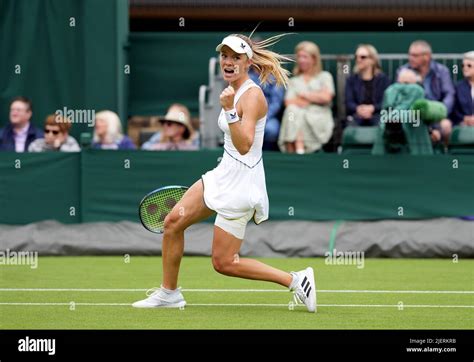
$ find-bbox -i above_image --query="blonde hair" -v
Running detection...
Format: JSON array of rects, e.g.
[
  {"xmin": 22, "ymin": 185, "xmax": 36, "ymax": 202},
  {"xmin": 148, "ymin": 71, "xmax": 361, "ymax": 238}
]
[
  {"xmin": 93, "ymin": 110, "xmax": 124, "ymax": 144},
  {"xmin": 293, "ymin": 41, "xmax": 323, "ymax": 76},
  {"xmin": 230, "ymin": 33, "xmax": 294, "ymax": 89},
  {"xmin": 353, "ymin": 44, "xmax": 383, "ymax": 76}
]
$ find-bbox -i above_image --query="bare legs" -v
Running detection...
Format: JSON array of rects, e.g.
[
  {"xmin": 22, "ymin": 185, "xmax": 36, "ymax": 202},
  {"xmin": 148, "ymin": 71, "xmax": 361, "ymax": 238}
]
[
  {"xmin": 211, "ymin": 225, "xmax": 293, "ymax": 288},
  {"xmin": 162, "ymin": 180, "xmax": 214, "ymax": 289},
  {"xmin": 161, "ymin": 179, "xmax": 293, "ymax": 290},
  {"xmin": 285, "ymin": 130, "xmax": 305, "ymax": 154}
]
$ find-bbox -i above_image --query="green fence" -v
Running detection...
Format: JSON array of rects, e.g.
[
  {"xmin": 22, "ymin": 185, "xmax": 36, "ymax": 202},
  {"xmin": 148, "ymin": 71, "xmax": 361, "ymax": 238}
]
[{"xmin": 0, "ymin": 151, "xmax": 473, "ymax": 225}]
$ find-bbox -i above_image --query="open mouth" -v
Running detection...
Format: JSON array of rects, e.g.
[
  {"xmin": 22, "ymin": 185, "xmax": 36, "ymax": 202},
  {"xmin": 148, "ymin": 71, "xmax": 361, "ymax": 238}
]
[{"xmin": 223, "ymin": 67, "xmax": 235, "ymax": 75}]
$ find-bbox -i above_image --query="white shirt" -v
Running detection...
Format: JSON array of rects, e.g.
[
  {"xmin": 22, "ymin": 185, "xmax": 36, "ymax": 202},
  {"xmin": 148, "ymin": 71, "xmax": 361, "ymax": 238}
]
[{"xmin": 13, "ymin": 123, "xmax": 30, "ymax": 152}]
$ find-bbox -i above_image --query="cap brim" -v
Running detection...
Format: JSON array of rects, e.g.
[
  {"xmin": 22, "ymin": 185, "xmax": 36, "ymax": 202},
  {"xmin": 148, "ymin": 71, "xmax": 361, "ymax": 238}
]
[{"xmin": 215, "ymin": 40, "xmax": 246, "ymax": 54}]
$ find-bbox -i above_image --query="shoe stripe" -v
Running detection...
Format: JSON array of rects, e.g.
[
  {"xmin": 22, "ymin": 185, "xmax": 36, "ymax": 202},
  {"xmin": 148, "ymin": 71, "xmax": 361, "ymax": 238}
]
[
  {"xmin": 306, "ymin": 287, "xmax": 312, "ymax": 298},
  {"xmin": 301, "ymin": 281, "xmax": 308, "ymax": 291},
  {"xmin": 303, "ymin": 280, "xmax": 310, "ymax": 293},
  {"xmin": 301, "ymin": 276, "xmax": 308, "ymax": 287}
]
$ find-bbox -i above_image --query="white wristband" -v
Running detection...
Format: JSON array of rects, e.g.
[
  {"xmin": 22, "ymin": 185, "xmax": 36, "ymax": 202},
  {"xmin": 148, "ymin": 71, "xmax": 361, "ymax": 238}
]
[{"xmin": 224, "ymin": 108, "xmax": 240, "ymax": 124}]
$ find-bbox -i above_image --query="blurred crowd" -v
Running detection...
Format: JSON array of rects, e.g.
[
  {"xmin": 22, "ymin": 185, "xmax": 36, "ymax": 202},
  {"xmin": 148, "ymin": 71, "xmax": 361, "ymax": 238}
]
[{"xmin": 1, "ymin": 40, "xmax": 472, "ymax": 154}]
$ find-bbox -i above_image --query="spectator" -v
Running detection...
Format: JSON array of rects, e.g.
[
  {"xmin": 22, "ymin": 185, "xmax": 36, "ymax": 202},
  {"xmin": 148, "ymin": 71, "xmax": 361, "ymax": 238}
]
[
  {"xmin": 0, "ymin": 96, "xmax": 42, "ymax": 152},
  {"xmin": 278, "ymin": 41, "xmax": 335, "ymax": 153},
  {"xmin": 141, "ymin": 104, "xmax": 198, "ymax": 151},
  {"xmin": 248, "ymin": 65, "xmax": 285, "ymax": 151},
  {"xmin": 397, "ymin": 68, "xmax": 421, "ymax": 84},
  {"xmin": 345, "ymin": 44, "xmax": 391, "ymax": 126},
  {"xmin": 396, "ymin": 40, "xmax": 455, "ymax": 142},
  {"xmin": 92, "ymin": 110, "xmax": 136, "ymax": 150},
  {"xmin": 451, "ymin": 51, "xmax": 474, "ymax": 127},
  {"xmin": 28, "ymin": 114, "xmax": 80, "ymax": 152},
  {"xmin": 373, "ymin": 68, "xmax": 446, "ymax": 155}
]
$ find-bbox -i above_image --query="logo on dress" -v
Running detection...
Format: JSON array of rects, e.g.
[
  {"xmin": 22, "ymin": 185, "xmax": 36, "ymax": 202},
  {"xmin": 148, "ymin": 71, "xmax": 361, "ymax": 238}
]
[{"xmin": 230, "ymin": 112, "xmax": 236, "ymax": 118}]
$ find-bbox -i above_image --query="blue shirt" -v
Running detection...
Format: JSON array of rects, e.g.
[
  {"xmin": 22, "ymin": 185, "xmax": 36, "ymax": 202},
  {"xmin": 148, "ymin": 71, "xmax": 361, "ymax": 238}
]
[
  {"xmin": 397, "ymin": 60, "xmax": 455, "ymax": 114},
  {"xmin": 423, "ymin": 71, "xmax": 435, "ymax": 100},
  {"xmin": 92, "ymin": 135, "xmax": 136, "ymax": 150},
  {"xmin": 248, "ymin": 69, "xmax": 284, "ymax": 120}
]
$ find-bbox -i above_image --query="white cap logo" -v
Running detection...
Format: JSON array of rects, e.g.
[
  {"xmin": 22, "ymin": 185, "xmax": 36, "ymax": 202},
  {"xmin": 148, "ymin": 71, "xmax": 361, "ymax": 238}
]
[{"xmin": 216, "ymin": 36, "xmax": 253, "ymax": 59}]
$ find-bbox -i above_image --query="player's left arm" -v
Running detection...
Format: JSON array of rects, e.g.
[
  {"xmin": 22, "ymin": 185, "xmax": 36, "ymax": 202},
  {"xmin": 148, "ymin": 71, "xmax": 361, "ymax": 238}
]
[{"xmin": 228, "ymin": 88, "xmax": 264, "ymax": 155}]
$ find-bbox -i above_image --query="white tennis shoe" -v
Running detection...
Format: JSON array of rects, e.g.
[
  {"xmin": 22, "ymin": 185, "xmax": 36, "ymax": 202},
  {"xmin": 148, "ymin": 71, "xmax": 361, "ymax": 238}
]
[
  {"xmin": 290, "ymin": 267, "xmax": 317, "ymax": 313},
  {"xmin": 132, "ymin": 286, "xmax": 186, "ymax": 309}
]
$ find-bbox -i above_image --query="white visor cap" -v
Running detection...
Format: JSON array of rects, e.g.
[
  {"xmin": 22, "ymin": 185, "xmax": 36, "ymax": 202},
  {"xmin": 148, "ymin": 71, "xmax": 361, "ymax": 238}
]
[{"xmin": 216, "ymin": 36, "xmax": 253, "ymax": 59}]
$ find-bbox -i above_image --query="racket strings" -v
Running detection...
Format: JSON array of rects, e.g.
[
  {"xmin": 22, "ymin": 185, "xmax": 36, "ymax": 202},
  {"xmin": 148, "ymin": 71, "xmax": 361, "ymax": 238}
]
[{"xmin": 139, "ymin": 187, "xmax": 187, "ymax": 233}]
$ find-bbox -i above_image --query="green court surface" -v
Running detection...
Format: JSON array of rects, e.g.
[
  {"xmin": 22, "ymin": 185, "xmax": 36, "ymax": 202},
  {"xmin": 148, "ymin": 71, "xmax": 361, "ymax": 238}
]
[{"xmin": 0, "ymin": 256, "xmax": 472, "ymax": 329}]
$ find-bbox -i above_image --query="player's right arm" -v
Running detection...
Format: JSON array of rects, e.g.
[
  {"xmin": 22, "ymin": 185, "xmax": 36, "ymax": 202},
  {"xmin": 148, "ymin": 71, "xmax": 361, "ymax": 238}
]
[{"xmin": 220, "ymin": 86, "xmax": 264, "ymax": 155}]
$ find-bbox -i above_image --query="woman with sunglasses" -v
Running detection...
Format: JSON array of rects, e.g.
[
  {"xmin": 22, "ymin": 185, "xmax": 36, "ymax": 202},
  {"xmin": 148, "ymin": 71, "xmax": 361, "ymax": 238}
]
[
  {"xmin": 345, "ymin": 44, "xmax": 391, "ymax": 127},
  {"xmin": 451, "ymin": 51, "xmax": 474, "ymax": 127},
  {"xmin": 28, "ymin": 114, "xmax": 80, "ymax": 152}
]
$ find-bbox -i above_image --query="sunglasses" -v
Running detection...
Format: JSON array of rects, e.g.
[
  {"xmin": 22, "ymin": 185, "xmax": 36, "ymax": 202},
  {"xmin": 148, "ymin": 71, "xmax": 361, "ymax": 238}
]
[
  {"xmin": 162, "ymin": 121, "xmax": 178, "ymax": 127},
  {"xmin": 44, "ymin": 128, "xmax": 60, "ymax": 135},
  {"xmin": 355, "ymin": 55, "xmax": 369, "ymax": 60},
  {"xmin": 462, "ymin": 63, "xmax": 472, "ymax": 68}
]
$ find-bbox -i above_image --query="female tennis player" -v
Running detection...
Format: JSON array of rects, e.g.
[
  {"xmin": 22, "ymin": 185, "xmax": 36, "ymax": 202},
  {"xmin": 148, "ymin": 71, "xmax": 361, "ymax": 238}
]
[{"xmin": 133, "ymin": 33, "xmax": 316, "ymax": 312}]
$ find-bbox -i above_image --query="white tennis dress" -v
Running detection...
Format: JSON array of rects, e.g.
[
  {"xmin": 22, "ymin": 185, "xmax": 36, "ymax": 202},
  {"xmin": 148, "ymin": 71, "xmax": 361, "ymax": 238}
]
[{"xmin": 202, "ymin": 78, "xmax": 269, "ymax": 224}]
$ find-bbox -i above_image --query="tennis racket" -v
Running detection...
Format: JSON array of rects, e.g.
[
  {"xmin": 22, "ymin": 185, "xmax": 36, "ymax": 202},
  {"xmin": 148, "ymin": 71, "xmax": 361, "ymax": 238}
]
[{"xmin": 138, "ymin": 185, "xmax": 189, "ymax": 233}]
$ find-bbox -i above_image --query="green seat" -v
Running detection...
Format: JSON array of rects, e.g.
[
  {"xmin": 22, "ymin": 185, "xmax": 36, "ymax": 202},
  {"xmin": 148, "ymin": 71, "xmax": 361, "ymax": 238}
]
[
  {"xmin": 449, "ymin": 126, "xmax": 474, "ymax": 154},
  {"xmin": 341, "ymin": 126, "xmax": 378, "ymax": 154}
]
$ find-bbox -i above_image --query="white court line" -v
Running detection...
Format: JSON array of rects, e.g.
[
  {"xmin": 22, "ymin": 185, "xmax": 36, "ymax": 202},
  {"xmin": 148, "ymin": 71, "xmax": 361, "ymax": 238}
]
[
  {"xmin": 0, "ymin": 288, "xmax": 473, "ymax": 294},
  {"xmin": 0, "ymin": 302, "xmax": 473, "ymax": 308}
]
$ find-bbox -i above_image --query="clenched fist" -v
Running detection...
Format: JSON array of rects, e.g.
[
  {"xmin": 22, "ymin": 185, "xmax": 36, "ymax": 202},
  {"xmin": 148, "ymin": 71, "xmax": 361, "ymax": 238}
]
[{"xmin": 220, "ymin": 85, "xmax": 235, "ymax": 111}]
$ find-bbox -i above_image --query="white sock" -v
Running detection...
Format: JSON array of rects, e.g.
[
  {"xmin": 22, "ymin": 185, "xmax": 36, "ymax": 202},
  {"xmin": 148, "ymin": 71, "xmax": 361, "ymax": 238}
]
[
  {"xmin": 160, "ymin": 285, "xmax": 178, "ymax": 294},
  {"xmin": 296, "ymin": 148, "xmax": 305, "ymax": 154},
  {"xmin": 289, "ymin": 272, "xmax": 298, "ymax": 291}
]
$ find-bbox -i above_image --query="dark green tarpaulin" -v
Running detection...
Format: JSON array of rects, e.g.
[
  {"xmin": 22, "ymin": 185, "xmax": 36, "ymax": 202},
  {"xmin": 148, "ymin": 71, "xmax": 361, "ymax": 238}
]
[
  {"xmin": 0, "ymin": 152, "xmax": 80, "ymax": 223},
  {"xmin": 0, "ymin": 151, "xmax": 472, "ymax": 224},
  {"xmin": 0, "ymin": 0, "xmax": 129, "ymax": 138}
]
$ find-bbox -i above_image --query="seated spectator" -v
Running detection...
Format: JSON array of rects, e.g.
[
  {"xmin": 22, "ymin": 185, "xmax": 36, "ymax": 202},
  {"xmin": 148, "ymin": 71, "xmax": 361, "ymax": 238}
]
[
  {"xmin": 92, "ymin": 110, "xmax": 136, "ymax": 150},
  {"xmin": 451, "ymin": 51, "xmax": 474, "ymax": 127},
  {"xmin": 0, "ymin": 96, "xmax": 42, "ymax": 152},
  {"xmin": 28, "ymin": 114, "xmax": 80, "ymax": 152},
  {"xmin": 396, "ymin": 40, "xmax": 455, "ymax": 143},
  {"xmin": 248, "ymin": 60, "xmax": 285, "ymax": 151},
  {"xmin": 345, "ymin": 44, "xmax": 391, "ymax": 126},
  {"xmin": 278, "ymin": 41, "xmax": 335, "ymax": 154},
  {"xmin": 373, "ymin": 68, "xmax": 446, "ymax": 155},
  {"xmin": 397, "ymin": 68, "xmax": 421, "ymax": 84},
  {"xmin": 141, "ymin": 104, "xmax": 198, "ymax": 151}
]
